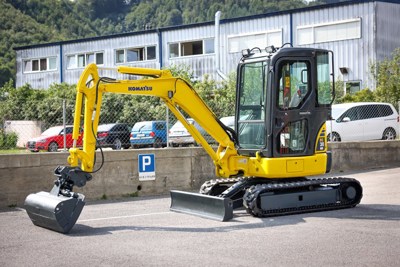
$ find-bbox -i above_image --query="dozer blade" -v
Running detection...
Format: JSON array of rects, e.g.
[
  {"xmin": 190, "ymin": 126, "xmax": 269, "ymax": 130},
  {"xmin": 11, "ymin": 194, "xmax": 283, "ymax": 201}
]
[
  {"xmin": 24, "ymin": 191, "xmax": 85, "ymax": 234},
  {"xmin": 170, "ymin": 190, "xmax": 233, "ymax": 221}
]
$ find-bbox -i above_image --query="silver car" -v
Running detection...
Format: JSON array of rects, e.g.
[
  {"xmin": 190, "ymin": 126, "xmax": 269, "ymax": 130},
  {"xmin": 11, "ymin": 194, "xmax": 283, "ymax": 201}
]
[{"xmin": 169, "ymin": 116, "xmax": 235, "ymax": 146}]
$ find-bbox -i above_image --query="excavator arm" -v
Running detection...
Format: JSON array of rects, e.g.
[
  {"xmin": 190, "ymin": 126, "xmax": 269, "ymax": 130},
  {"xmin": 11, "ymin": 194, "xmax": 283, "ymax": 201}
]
[
  {"xmin": 24, "ymin": 64, "xmax": 244, "ymax": 233},
  {"xmin": 68, "ymin": 63, "xmax": 239, "ymax": 177}
]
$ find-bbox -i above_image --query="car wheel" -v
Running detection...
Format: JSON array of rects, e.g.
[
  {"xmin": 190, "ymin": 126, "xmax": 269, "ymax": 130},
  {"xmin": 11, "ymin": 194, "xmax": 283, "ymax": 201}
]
[
  {"xmin": 153, "ymin": 138, "xmax": 162, "ymax": 148},
  {"xmin": 328, "ymin": 132, "xmax": 341, "ymax": 142},
  {"xmin": 48, "ymin": 142, "xmax": 59, "ymax": 152},
  {"xmin": 382, "ymin": 128, "xmax": 396, "ymax": 140},
  {"xmin": 113, "ymin": 138, "xmax": 122, "ymax": 150}
]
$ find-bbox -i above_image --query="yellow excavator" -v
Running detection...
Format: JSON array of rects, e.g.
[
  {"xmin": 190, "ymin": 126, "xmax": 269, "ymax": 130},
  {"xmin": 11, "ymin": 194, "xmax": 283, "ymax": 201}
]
[{"xmin": 25, "ymin": 45, "xmax": 363, "ymax": 233}]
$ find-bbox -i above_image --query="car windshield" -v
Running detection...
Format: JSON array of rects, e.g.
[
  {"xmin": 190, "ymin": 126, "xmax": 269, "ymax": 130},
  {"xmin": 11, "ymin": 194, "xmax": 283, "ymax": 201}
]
[
  {"xmin": 97, "ymin": 124, "xmax": 115, "ymax": 131},
  {"xmin": 41, "ymin": 126, "xmax": 62, "ymax": 136},
  {"xmin": 132, "ymin": 122, "xmax": 152, "ymax": 131}
]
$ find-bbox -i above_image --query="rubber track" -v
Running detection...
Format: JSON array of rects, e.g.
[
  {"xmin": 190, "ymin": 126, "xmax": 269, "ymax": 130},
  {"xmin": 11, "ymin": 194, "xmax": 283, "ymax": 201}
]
[
  {"xmin": 243, "ymin": 177, "xmax": 363, "ymax": 217},
  {"xmin": 199, "ymin": 178, "xmax": 242, "ymax": 195}
]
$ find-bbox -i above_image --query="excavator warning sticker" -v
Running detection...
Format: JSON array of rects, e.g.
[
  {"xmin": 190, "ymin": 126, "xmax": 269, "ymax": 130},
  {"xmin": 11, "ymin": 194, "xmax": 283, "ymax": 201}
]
[{"xmin": 138, "ymin": 154, "xmax": 156, "ymax": 181}]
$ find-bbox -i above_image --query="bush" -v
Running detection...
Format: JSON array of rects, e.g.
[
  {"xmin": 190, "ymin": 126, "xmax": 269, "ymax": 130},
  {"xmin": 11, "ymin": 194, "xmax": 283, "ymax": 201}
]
[{"xmin": 0, "ymin": 131, "xmax": 18, "ymax": 149}]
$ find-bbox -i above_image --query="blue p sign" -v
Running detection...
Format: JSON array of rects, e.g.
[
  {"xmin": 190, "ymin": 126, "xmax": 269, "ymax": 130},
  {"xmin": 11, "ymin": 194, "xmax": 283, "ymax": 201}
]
[{"xmin": 138, "ymin": 154, "xmax": 155, "ymax": 181}]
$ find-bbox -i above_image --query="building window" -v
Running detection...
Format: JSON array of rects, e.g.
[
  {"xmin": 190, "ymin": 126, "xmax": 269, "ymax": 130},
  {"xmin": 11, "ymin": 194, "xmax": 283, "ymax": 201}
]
[
  {"xmin": 345, "ymin": 81, "xmax": 361, "ymax": 95},
  {"xmin": 66, "ymin": 52, "xmax": 104, "ymax": 69},
  {"xmin": 40, "ymin": 58, "xmax": 47, "ymax": 71},
  {"xmin": 127, "ymin": 47, "xmax": 144, "ymax": 62},
  {"xmin": 169, "ymin": 43, "xmax": 179, "ymax": 58},
  {"xmin": 168, "ymin": 38, "xmax": 215, "ymax": 58},
  {"xmin": 181, "ymin": 40, "xmax": 202, "ymax": 56},
  {"xmin": 147, "ymin": 46, "xmax": 156, "ymax": 60},
  {"xmin": 23, "ymin": 57, "xmax": 57, "ymax": 73},
  {"xmin": 96, "ymin": 53, "xmax": 104, "ymax": 65},
  {"xmin": 228, "ymin": 30, "xmax": 282, "ymax": 53},
  {"xmin": 32, "ymin": 60, "xmax": 39, "ymax": 71},
  {"xmin": 204, "ymin": 38, "xmax": 215, "ymax": 54},
  {"xmin": 116, "ymin": 50, "xmax": 125, "ymax": 64},
  {"xmin": 77, "ymin": 54, "xmax": 85, "ymax": 68},
  {"xmin": 24, "ymin": 61, "xmax": 32, "ymax": 72},
  {"xmin": 86, "ymin": 53, "xmax": 95, "ymax": 64},
  {"xmin": 297, "ymin": 18, "xmax": 361, "ymax": 45},
  {"xmin": 67, "ymin": 55, "xmax": 77, "ymax": 69},
  {"xmin": 115, "ymin": 45, "xmax": 156, "ymax": 64},
  {"xmin": 48, "ymin": 57, "xmax": 57, "ymax": 70}
]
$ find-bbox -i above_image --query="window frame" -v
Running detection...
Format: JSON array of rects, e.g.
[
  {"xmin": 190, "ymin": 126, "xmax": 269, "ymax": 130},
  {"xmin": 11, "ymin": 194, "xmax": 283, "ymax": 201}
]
[
  {"xmin": 168, "ymin": 38, "xmax": 215, "ymax": 58},
  {"xmin": 114, "ymin": 45, "xmax": 157, "ymax": 64},
  {"xmin": 227, "ymin": 30, "xmax": 283, "ymax": 54},
  {"xmin": 276, "ymin": 59, "xmax": 311, "ymax": 110},
  {"xmin": 66, "ymin": 51, "xmax": 104, "ymax": 70},
  {"xmin": 23, "ymin": 57, "xmax": 57, "ymax": 73},
  {"xmin": 345, "ymin": 80, "xmax": 362, "ymax": 95},
  {"xmin": 297, "ymin": 18, "xmax": 361, "ymax": 45}
]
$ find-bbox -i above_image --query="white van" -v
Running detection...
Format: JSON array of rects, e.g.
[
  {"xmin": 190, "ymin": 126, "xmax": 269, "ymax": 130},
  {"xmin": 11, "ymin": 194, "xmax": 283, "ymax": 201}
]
[{"xmin": 327, "ymin": 102, "xmax": 399, "ymax": 142}]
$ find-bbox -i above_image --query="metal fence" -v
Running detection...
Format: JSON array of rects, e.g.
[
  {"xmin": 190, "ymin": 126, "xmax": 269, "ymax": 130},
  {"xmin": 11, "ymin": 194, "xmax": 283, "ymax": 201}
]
[
  {"xmin": 1, "ymin": 95, "xmax": 235, "ymax": 152},
  {"xmin": 2, "ymin": 97, "xmax": 399, "ymax": 152}
]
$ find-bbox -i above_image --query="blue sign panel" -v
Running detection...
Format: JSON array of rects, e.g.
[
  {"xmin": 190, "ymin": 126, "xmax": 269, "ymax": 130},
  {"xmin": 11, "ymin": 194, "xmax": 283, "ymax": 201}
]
[{"xmin": 138, "ymin": 154, "xmax": 155, "ymax": 181}]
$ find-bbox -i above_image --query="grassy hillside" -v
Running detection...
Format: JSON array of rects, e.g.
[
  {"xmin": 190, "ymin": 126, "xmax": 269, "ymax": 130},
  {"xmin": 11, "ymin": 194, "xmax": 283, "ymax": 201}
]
[{"xmin": 1, "ymin": 0, "xmax": 337, "ymax": 88}]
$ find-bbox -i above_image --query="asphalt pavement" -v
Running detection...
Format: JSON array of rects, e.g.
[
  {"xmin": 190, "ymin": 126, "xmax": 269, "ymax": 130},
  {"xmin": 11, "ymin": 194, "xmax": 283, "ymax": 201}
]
[{"xmin": 1, "ymin": 167, "xmax": 399, "ymax": 267}]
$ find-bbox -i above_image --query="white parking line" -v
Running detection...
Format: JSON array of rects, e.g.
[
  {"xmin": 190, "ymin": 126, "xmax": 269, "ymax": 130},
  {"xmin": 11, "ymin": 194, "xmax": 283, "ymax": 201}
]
[{"xmin": 78, "ymin": 211, "xmax": 171, "ymax": 222}]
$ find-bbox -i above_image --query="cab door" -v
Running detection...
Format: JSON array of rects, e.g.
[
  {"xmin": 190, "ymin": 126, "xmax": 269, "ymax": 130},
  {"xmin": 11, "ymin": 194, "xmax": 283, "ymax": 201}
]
[{"xmin": 272, "ymin": 51, "xmax": 332, "ymax": 157}]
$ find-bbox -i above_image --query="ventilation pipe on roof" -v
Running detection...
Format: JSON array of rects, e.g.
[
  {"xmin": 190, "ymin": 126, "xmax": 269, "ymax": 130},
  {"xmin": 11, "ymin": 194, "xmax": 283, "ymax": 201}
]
[{"xmin": 215, "ymin": 11, "xmax": 228, "ymax": 81}]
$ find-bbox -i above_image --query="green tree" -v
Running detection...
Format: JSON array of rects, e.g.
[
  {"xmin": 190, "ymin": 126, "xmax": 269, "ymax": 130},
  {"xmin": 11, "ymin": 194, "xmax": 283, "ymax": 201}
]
[
  {"xmin": 372, "ymin": 48, "xmax": 400, "ymax": 110},
  {"xmin": 339, "ymin": 89, "xmax": 376, "ymax": 103},
  {"xmin": 194, "ymin": 72, "xmax": 236, "ymax": 119},
  {"xmin": 0, "ymin": 82, "xmax": 76, "ymax": 129}
]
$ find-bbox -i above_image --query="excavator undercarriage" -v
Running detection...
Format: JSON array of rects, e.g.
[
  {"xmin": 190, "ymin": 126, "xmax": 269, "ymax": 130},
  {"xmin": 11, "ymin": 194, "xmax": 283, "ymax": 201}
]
[{"xmin": 170, "ymin": 177, "xmax": 363, "ymax": 221}]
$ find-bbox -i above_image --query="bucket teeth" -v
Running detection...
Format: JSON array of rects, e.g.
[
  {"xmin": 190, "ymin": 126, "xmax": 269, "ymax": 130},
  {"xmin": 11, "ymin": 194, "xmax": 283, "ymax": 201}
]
[{"xmin": 24, "ymin": 191, "xmax": 85, "ymax": 234}]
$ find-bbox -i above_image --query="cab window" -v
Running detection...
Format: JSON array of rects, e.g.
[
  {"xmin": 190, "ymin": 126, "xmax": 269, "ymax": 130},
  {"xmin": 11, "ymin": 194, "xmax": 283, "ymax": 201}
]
[{"xmin": 278, "ymin": 61, "xmax": 310, "ymax": 109}]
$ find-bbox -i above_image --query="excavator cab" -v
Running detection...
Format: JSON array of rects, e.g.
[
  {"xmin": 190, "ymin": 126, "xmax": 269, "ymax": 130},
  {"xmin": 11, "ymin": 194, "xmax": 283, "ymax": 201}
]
[
  {"xmin": 236, "ymin": 46, "xmax": 334, "ymax": 160},
  {"xmin": 172, "ymin": 46, "xmax": 360, "ymax": 220}
]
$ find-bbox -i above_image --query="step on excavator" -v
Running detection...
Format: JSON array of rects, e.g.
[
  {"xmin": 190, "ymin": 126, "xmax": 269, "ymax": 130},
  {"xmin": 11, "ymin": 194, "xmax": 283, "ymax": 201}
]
[{"xmin": 25, "ymin": 45, "xmax": 363, "ymax": 233}]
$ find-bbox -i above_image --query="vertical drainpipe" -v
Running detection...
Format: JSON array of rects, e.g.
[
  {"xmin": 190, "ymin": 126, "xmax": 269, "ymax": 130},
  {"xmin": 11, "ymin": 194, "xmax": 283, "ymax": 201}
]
[
  {"xmin": 289, "ymin": 12, "xmax": 293, "ymax": 46},
  {"xmin": 215, "ymin": 11, "xmax": 227, "ymax": 81},
  {"xmin": 59, "ymin": 43, "xmax": 63, "ymax": 83},
  {"xmin": 157, "ymin": 29, "xmax": 163, "ymax": 69}
]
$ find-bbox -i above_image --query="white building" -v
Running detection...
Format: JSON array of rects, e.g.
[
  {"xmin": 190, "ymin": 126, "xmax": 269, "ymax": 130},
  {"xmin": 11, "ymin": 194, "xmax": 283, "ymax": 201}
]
[{"xmin": 14, "ymin": 0, "xmax": 400, "ymax": 94}]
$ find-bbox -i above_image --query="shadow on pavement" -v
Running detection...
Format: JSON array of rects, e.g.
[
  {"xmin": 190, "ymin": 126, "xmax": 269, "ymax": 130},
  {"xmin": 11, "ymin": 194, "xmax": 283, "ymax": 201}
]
[{"xmin": 67, "ymin": 203, "xmax": 399, "ymax": 237}]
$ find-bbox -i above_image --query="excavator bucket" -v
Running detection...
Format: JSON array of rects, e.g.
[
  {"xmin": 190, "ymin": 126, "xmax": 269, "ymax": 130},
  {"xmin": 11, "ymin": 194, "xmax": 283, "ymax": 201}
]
[
  {"xmin": 24, "ymin": 191, "xmax": 85, "ymax": 234},
  {"xmin": 170, "ymin": 190, "xmax": 233, "ymax": 221}
]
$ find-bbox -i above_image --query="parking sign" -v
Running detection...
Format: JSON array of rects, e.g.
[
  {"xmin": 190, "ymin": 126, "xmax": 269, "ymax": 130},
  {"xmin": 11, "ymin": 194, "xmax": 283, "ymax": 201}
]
[{"xmin": 138, "ymin": 154, "xmax": 156, "ymax": 181}]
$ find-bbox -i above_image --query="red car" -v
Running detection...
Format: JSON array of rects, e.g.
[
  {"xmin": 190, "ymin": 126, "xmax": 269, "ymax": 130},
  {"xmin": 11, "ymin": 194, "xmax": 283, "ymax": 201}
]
[{"xmin": 26, "ymin": 125, "xmax": 83, "ymax": 152}]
